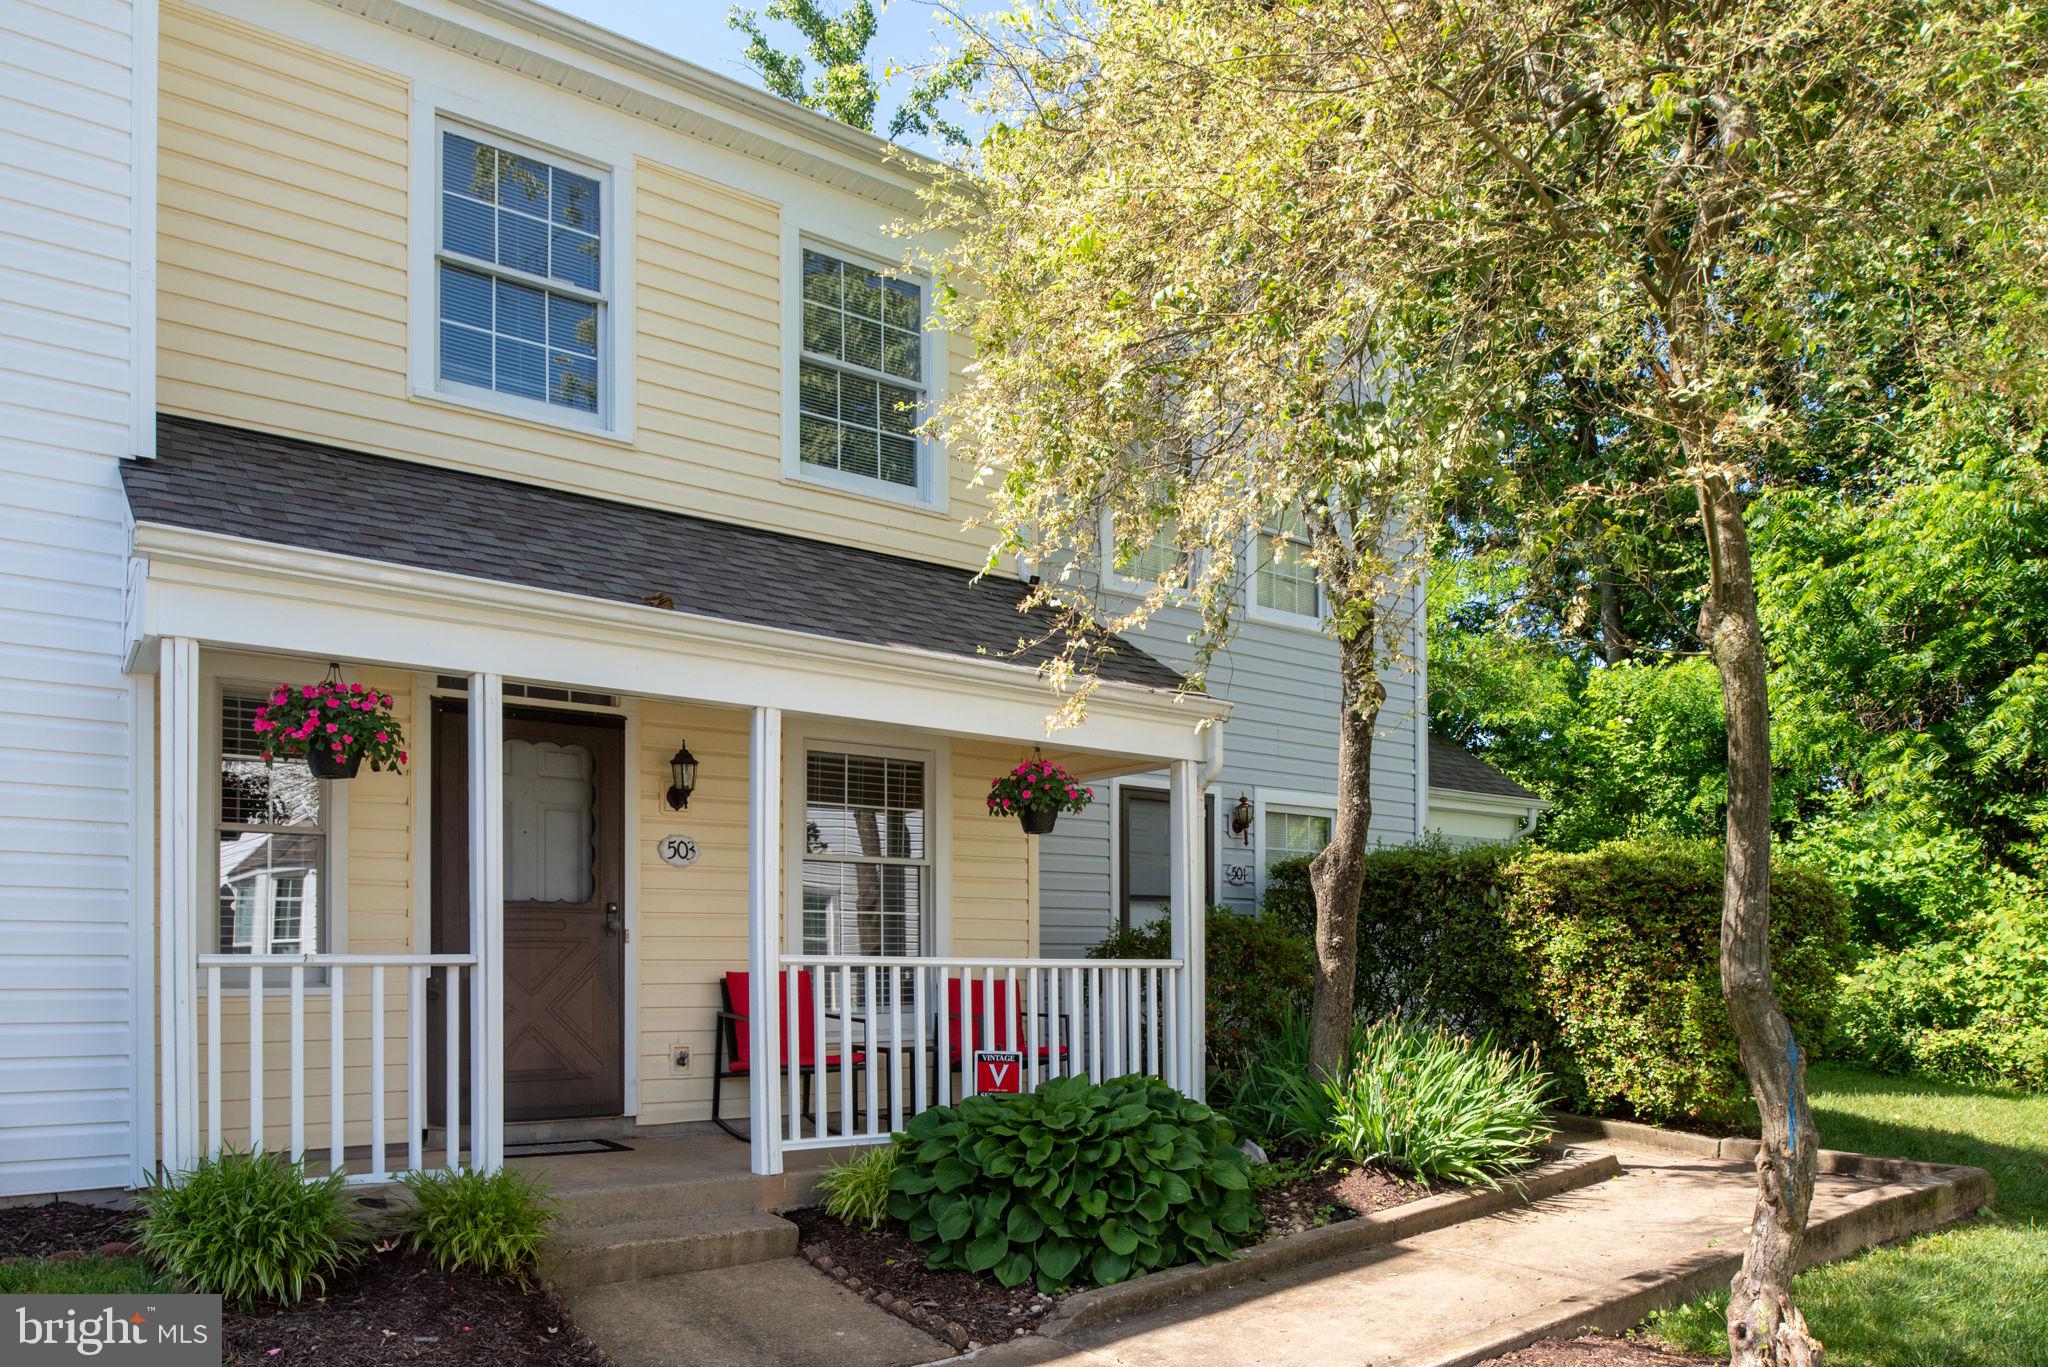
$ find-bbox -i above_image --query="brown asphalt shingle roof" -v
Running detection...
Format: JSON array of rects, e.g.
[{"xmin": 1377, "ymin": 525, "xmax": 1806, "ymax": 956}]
[{"xmin": 125, "ymin": 415, "xmax": 1185, "ymax": 691}]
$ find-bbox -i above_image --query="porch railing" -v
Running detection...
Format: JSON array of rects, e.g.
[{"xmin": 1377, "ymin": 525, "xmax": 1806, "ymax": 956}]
[
  {"xmin": 770, "ymin": 955, "xmax": 1186, "ymax": 1156},
  {"xmin": 196, "ymin": 952, "xmax": 479, "ymax": 1185}
]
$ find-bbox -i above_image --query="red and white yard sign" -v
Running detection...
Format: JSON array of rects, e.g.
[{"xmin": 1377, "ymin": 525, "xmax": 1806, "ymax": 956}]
[{"xmin": 974, "ymin": 1050, "xmax": 1024, "ymax": 1094}]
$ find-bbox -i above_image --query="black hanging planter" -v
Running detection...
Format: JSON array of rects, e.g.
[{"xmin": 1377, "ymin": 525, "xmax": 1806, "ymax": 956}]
[
  {"xmin": 306, "ymin": 746, "xmax": 363, "ymax": 781},
  {"xmin": 1019, "ymin": 806, "xmax": 1059, "ymax": 836}
]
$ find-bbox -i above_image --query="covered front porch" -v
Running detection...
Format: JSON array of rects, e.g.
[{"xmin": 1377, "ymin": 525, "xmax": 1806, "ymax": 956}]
[{"xmin": 125, "ymin": 425, "xmax": 1226, "ymax": 1186}]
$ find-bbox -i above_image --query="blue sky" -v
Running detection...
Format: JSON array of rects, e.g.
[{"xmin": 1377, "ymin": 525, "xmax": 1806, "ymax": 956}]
[{"xmin": 546, "ymin": 0, "xmax": 1006, "ymax": 156}]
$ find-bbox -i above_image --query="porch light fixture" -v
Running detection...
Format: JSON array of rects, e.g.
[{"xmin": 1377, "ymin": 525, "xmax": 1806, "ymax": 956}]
[
  {"xmin": 1229, "ymin": 793, "xmax": 1254, "ymax": 845},
  {"xmin": 665, "ymin": 741, "xmax": 699, "ymax": 810}
]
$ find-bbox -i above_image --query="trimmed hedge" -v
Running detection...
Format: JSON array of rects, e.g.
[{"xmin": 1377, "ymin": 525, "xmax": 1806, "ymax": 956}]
[
  {"xmin": 1264, "ymin": 838, "xmax": 1852, "ymax": 1126},
  {"xmin": 1090, "ymin": 906, "xmax": 1314, "ymax": 1080}
]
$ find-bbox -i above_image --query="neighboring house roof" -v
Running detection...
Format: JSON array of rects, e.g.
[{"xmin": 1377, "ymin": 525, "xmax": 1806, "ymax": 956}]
[
  {"xmin": 1428, "ymin": 734, "xmax": 1542, "ymax": 803},
  {"xmin": 126, "ymin": 415, "xmax": 1186, "ymax": 692}
]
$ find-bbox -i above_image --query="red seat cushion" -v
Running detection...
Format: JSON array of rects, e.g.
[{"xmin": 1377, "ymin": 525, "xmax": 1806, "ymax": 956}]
[{"xmin": 723, "ymin": 970, "xmax": 861, "ymax": 1070}]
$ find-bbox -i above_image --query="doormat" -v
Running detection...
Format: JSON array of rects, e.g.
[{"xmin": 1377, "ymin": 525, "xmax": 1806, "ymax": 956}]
[{"xmin": 503, "ymin": 1138, "xmax": 634, "ymax": 1158}]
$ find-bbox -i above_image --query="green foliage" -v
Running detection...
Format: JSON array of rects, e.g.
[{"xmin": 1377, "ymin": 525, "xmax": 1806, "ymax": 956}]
[
  {"xmin": 395, "ymin": 1167, "xmax": 556, "ymax": 1284},
  {"xmin": 1267, "ymin": 839, "xmax": 1853, "ymax": 1125},
  {"xmin": 727, "ymin": 0, "xmax": 981, "ymax": 146},
  {"xmin": 136, "ymin": 1149, "xmax": 364, "ymax": 1308},
  {"xmin": 818, "ymin": 1143, "xmax": 898, "ymax": 1231},
  {"xmin": 1090, "ymin": 906, "xmax": 1314, "ymax": 1080},
  {"xmin": 0, "ymin": 1256, "xmax": 170, "ymax": 1296},
  {"xmin": 1321, "ymin": 1017, "xmax": 1550, "ymax": 1188},
  {"xmin": 1210, "ymin": 1006, "xmax": 1357, "ymax": 1156},
  {"xmin": 887, "ymin": 1074, "xmax": 1258, "ymax": 1293}
]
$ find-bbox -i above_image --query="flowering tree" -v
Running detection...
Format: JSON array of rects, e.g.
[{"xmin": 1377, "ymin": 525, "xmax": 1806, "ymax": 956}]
[{"xmin": 922, "ymin": 3, "xmax": 2045, "ymax": 1362}]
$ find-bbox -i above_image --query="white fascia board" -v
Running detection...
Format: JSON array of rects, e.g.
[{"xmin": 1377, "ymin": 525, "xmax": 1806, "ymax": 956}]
[
  {"xmin": 1427, "ymin": 787, "xmax": 1551, "ymax": 816},
  {"xmin": 320, "ymin": 0, "xmax": 935, "ymax": 212},
  {"xmin": 129, "ymin": 524, "xmax": 1228, "ymax": 762}
]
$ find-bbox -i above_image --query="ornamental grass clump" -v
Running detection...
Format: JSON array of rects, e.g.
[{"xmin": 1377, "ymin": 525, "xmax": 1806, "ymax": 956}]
[
  {"xmin": 1323, "ymin": 1016, "xmax": 1551, "ymax": 1188},
  {"xmin": 819, "ymin": 1143, "xmax": 898, "ymax": 1230},
  {"xmin": 888, "ymin": 1074, "xmax": 1257, "ymax": 1293},
  {"xmin": 136, "ymin": 1148, "xmax": 364, "ymax": 1308},
  {"xmin": 396, "ymin": 1167, "xmax": 557, "ymax": 1284}
]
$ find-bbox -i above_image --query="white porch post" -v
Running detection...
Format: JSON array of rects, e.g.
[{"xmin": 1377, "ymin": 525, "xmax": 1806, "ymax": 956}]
[
  {"xmin": 1168, "ymin": 757, "xmax": 1206, "ymax": 1100},
  {"xmin": 747, "ymin": 705, "xmax": 783, "ymax": 1175},
  {"xmin": 467, "ymin": 673, "xmax": 506, "ymax": 1171},
  {"xmin": 158, "ymin": 636, "xmax": 201, "ymax": 1172}
]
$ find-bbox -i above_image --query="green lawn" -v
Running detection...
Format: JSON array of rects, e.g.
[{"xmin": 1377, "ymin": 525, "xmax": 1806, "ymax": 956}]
[
  {"xmin": 0, "ymin": 1254, "xmax": 171, "ymax": 1296},
  {"xmin": 1647, "ymin": 1062, "xmax": 2048, "ymax": 1366}
]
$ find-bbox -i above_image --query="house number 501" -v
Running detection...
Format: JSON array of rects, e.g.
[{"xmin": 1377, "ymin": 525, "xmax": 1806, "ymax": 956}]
[{"xmin": 659, "ymin": 835, "xmax": 700, "ymax": 868}]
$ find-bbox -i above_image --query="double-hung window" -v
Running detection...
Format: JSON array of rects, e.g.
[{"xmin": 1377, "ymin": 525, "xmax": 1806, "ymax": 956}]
[
  {"xmin": 436, "ymin": 127, "xmax": 607, "ymax": 419},
  {"xmin": 797, "ymin": 246, "xmax": 927, "ymax": 498},
  {"xmin": 217, "ymin": 691, "xmax": 327, "ymax": 959},
  {"xmin": 1102, "ymin": 514, "xmax": 1187, "ymax": 594},
  {"xmin": 1253, "ymin": 508, "xmax": 1324, "ymax": 625},
  {"xmin": 800, "ymin": 748, "xmax": 929, "ymax": 1008},
  {"xmin": 1266, "ymin": 807, "xmax": 1333, "ymax": 871}
]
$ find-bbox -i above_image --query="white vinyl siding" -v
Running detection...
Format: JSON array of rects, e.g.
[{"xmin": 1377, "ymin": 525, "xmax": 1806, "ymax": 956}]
[
  {"xmin": 0, "ymin": 0, "xmax": 148, "ymax": 1198},
  {"xmin": 795, "ymin": 246, "xmax": 926, "ymax": 497},
  {"xmin": 435, "ymin": 126, "xmax": 607, "ymax": 420}
]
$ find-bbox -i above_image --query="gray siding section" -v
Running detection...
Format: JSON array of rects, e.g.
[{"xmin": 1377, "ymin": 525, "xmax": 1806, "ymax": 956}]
[{"xmin": 1040, "ymin": 598, "xmax": 1423, "ymax": 958}]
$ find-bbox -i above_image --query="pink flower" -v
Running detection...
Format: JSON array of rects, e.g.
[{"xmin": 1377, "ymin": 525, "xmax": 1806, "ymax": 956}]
[
  {"xmin": 1021, "ymin": 788, "xmax": 1033, "ymax": 799},
  {"xmin": 1014, "ymin": 764, "xmax": 1028, "ymax": 775},
  {"xmin": 325, "ymin": 723, "xmax": 338, "ymax": 734},
  {"xmin": 375, "ymin": 731, "xmax": 389, "ymax": 742},
  {"xmin": 300, "ymin": 684, "xmax": 317, "ymax": 698},
  {"xmin": 398, "ymin": 751, "xmax": 408, "ymax": 764},
  {"xmin": 349, "ymin": 682, "xmax": 364, "ymax": 694}
]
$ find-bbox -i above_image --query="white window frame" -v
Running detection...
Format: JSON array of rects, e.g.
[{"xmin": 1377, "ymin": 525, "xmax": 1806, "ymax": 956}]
[
  {"xmin": 208, "ymin": 673, "xmax": 349, "ymax": 990},
  {"xmin": 408, "ymin": 97, "xmax": 637, "ymax": 441},
  {"xmin": 1252, "ymin": 788, "xmax": 1336, "ymax": 903},
  {"xmin": 781, "ymin": 226, "xmax": 948, "ymax": 511},
  {"xmin": 1099, "ymin": 512, "xmax": 1198, "ymax": 597},
  {"xmin": 1248, "ymin": 517, "xmax": 1328, "ymax": 630}
]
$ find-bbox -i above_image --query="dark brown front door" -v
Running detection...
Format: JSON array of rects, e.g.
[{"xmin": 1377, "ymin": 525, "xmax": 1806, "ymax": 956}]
[
  {"xmin": 430, "ymin": 702, "xmax": 625, "ymax": 1122},
  {"xmin": 1118, "ymin": 788, "xmax": 1215, "ymax": 932}
]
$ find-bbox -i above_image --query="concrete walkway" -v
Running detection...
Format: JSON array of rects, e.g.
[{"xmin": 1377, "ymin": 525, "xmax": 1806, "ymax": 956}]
[{"xmin": 951, "ymin": 1140, "xmax": 1981, "ymax": 1367}]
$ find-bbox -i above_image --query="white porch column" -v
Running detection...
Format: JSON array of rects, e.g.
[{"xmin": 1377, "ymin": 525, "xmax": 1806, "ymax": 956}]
[
  {"xmin": 467, "ymin": 673, "xmax": 506, "ymax": 1171},
  {"xmin": 1168, "ymin": 757, "xmax": 1206, "ymax": 1100},
  {"xmin": 158, "ymin": 636, "xmax": 201, "ymax": 1172},
  {"xmin": 747, "ymin": 705, "xmax": 783, "ymax": 1175}
]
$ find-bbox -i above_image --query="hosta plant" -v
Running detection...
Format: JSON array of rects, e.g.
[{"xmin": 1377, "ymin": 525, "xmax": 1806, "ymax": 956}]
[
  {"xmin": 136, "ymin": 1148, "xmax": 364, "ymax": 1308},
  {"xmin": 888, "ymin": 1073, "xmax": 1258, "ymax": 1294},
  {"xmin": 1323, "ymin": 1016, "xmax": 1552, "ymax": 1188}
]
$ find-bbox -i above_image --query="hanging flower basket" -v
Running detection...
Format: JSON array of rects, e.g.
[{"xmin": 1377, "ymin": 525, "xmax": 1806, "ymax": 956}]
[
  {"xmin": 987, "ymin": 758, "xmax": 1093, "ymax": 836},
  {"xmin": 252, "ymin": 667, "xmax": 408, "ymax": 781}
]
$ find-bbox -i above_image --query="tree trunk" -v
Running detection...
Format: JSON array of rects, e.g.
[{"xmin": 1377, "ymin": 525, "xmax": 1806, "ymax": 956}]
[
  {"xmin": 1306, "ymin": 624, "xmax": 1382, "ymax": 1078},
  {"xmin": 1593, "ymin": 544, "xmax": 1629, "ymax": 666},
  {"xmin": 1697, "ymin": 471, "xmax": 1823, "ymax": 1367}
]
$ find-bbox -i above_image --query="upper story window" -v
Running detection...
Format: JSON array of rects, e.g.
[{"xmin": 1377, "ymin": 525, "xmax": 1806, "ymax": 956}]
[
  {"xmin": 1102, "ymin": 514, "xmax": 1191, "ymax": 595},
  {"xmin": 796, "ymin": 246, "xmax": 928, "ymax": 498},
  {"xmin": 436, "ymin": 127, "xmax": 607, "ymax": 420},
  {"xmin": 1252, "ymin": 508, "xmax": 1325, "ymax": 626}
]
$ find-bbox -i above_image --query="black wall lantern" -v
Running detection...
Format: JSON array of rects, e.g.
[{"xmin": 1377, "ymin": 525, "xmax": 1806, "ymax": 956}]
[
  {"xmin": 665, "ymin": 741, "xmax": 699, "ymax": 810},
  {"xmin": 1229, "ymin": 793, "xmax": 1254, "ymax": 846}
]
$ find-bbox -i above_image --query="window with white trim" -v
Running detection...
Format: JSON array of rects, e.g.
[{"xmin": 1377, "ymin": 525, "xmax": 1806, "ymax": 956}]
[
  {"xmin": 1254, "ymin": 508, "xmax": 1323, "ymax": 623},
  {"xmin": 801, "ymin": 749, "xmax": 928, "ymax": 1007},
  {"xmin": 1266, "ymin": 807, "xmax": 1332, "ymax": 871},
  {"xmin": 797, "ymin": 246, "xmax": 926, "ymax": 494},
  {"xmin": 1103, "ymin": 514, "xmax": 1187, "ymax": 593},
  {"xmin": 217, "ymin": 692, "xmax": 326, "ymax": 957},
  {"xmin": 436, "ymin": 127, "xmax": 606, "ymax": 417}
]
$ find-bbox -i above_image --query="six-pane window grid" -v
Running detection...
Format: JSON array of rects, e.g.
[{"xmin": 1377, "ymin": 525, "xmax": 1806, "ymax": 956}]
[
  {"xmin": 1268, "ymin": 809, "xmax": 1333, "ymax": 871},
  {"xmin": 801, "ymin": 750, "xmax": 926, "ymax": 1012},
  {"xmin": 1256, "ymin": 508, "xmax": 1322, "ymax": 619},
  {"xmin": 438, "ymin": 130, "xmax": 603, "ymax": 414},
  {"xmin": 217, "ymin": 692, "xmax": 324, "ymax": 960},
  {"xmin": 799, "ymin": 249, "xmax": 923, "ymax": 489}
]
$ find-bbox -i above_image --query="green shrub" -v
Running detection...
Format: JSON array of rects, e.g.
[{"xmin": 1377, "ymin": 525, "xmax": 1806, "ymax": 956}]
[
  {"xmin": 1211, "ymin": 1006, "xmax": 1361, "ymax": 1155},
  {"xmin": 819, "ymin": 1143, "xmax": 898, "ymax": 1230},
  {"xmin": 136, "ymin": 1149, "xmax": 363, "ymax": 1308},
  {"xmin": 1090, "ymin": 906, "xmax": 1314, "ymax": 1079},
  {"xmin": 1266, "ymin": 837, "xmax": 1852, "ymax": 1126},
  {"xmin": 887, "ymin": 1074, "xmax": 1258, "ymax": 1293},
  {"xmin": 396, "ymin": 1167, "xmax": 556, "ymax": 1283},
  {"xmin": 1323, "ymin": 1017, "xmax": 1551, "ymax": 1187}
]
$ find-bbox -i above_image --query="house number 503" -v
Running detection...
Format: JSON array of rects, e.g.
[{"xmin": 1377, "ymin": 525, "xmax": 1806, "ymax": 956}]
[{"xmin": 659, "ymin": 835, "xmax": 699, "ymax": 868}]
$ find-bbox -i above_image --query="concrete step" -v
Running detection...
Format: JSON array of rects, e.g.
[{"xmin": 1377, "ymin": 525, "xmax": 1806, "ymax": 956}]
[
  {"xmin": 544, "ymin": 1208, "xmax": 800, "ymax": 1289},
  {"xmin": 552, "ymin": 1169, "xmax": 778, "ymax": 1226}
]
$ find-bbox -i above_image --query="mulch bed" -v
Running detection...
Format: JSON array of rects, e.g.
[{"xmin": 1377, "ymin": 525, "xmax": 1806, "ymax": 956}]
[
  {"xmin": 223, "ymin": 1248, "xmax": 607, "ymax": 1367},
  {"xmin": 791, "ymin": 1158, "xmax": 1432, "ymax": 1352},
  {"xmin": 1481, "ymin": 1334, "xmax": 1716, "ymax": 1365},
  {"xmin": 0, "ymin": 1200, "xmax": 138, "ymax": 1260}
]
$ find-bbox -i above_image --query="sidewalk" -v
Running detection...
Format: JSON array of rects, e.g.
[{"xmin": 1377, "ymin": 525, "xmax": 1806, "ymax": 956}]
[{"xmin": 948, "ymin": 1139, "xmax": 1984, "ymax": 1367}]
